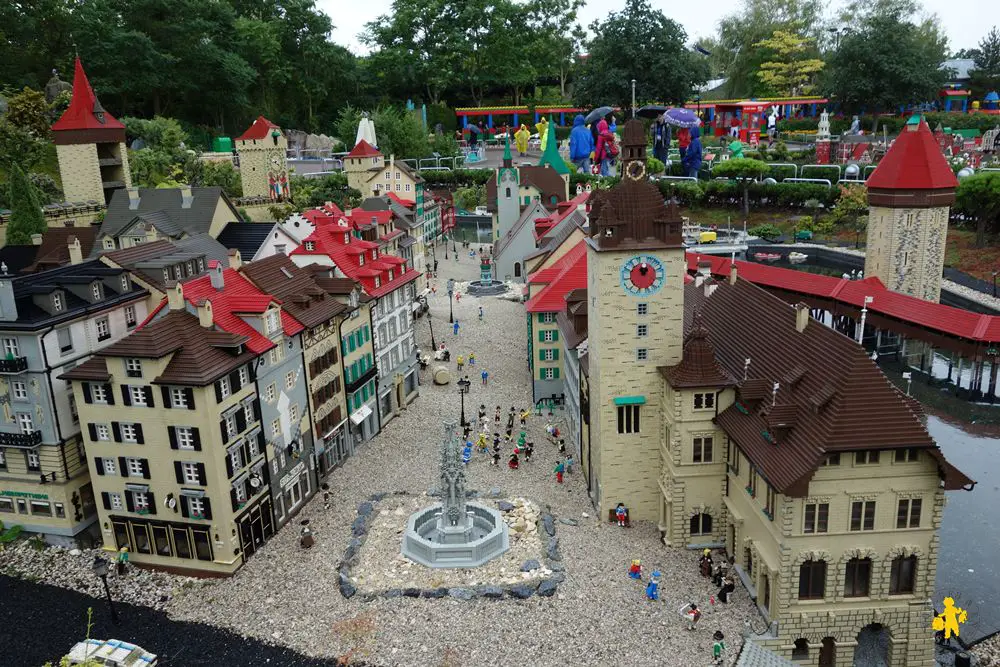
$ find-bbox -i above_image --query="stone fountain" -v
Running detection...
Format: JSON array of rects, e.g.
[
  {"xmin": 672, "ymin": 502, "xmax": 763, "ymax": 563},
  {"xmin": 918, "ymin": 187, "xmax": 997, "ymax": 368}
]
[
  {"xmin": 401, "ymin": 420, "xmax": 509, "ymax": 568},
  {"xmin": 465, "ymin": 252, "xmax": 509, "ymax": 296}
]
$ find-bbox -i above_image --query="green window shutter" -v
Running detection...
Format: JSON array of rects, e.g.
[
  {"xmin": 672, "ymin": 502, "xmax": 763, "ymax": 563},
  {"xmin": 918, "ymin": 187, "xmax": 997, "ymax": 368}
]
[
  {"xmin": 349, "ymin": 335, "xmax": 356, "ymax": 352},
  {"xmin": 538, "ymin": 313, "xmax": 545, "ymax": 323},
  {"xmin": 342, "ymin": 337, "xmax": 348, "ymax": 355},
  {"xmin": 362, "ymin": 385, "xmax": 368, "ymax": 401},
  {"xmin": 538, "ymin": 330, "xmax": 544, "ymax": 342},
  {"xmin": 552, "ymin": 330, "xmax": 559, "ymax": 342},
  {"xmin": 553, "ymin": 348, "xmax": 560, "ymax": 361},
  {"xmin": 554, "ymin": 367, "xmax": 560, "ymax": 379},
  {"xmin": 539, "ymin": 350, "xmax": 546, "ymax": 361},
  {"xmin": 364, "ymin": 326, "xmax": 370, "ymax": 342}
]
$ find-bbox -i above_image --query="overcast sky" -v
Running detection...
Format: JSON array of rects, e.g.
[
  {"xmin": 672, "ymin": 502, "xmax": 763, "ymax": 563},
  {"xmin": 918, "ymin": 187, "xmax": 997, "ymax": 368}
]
[{"xmin": 319, "ymin": 0, "xmax": 994, "ymax": 57}]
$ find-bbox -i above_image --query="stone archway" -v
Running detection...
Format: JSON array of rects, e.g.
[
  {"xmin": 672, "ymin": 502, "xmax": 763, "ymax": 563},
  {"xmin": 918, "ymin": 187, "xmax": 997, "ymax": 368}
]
[{"xmin": 853, "ymin": 623, "xmax": 890, "ymax": 667}]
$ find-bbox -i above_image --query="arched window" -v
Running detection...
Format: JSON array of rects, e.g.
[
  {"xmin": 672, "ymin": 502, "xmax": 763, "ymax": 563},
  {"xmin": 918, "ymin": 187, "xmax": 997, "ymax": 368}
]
[
  {"xmin": 889, "ymin": 555, "xmax": 917, "ymax": 594},
  {"xmin": 792, "ymin": 638, "xmax": 809, "ymax": 660},
  {"xmin": 689, "ymin": 513, "xmax": 712, "ymax": 535},
  {"xmin": 798, "ymin": 559, "xmax": 827, "ymax": 599},
  {"xmin": 845, "ymin": 557, "xmax": 872, "ymax": 597},
  {"xmin": 513, "ymin": 262, "xmax": 521, "ymax": 278}
]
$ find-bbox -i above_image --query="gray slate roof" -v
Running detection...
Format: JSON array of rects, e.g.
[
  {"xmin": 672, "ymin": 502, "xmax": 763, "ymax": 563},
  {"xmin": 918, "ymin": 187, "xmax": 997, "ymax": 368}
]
[
  {"xmin": 216, "ymin": 222, "xmax": 277, "ymax": 261},
  {"xmin": 493, "ymin": 201, "xmax": 550, "ymax": 260},
  {"xmin": 736, "ymin": 639, "xmax": 797, "ymax": 667},
  {"xmin": 100, "ymin": 187, "xmax": 238, "ymax": 240},
  {"xmin": 102, "ymin": 234, "xmax": 230, "ymax": 290}
]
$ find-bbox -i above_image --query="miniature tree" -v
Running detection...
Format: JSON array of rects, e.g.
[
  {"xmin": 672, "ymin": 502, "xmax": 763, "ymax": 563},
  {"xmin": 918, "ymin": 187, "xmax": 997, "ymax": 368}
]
[
  {"xmin": 5, "ymin": 87, "xmax": 52, "ymax": 138},
  {"xmin": 955, "ymin": 172, "xmax": 1000, "ymax": 248},
  {"xmin": 5, "ymin": 164, "xmax": 46, "ymax": 246},
  {"xmin": 828, "ymin": 183, "xmax": 869, "ymax": 248},
  {"xmin": 753, "ymin": 30, "xmax": 825, "ymax": 96},
  {"xmin": 713, "ymin": 158, "xmax": 768, "ymax": 219}
]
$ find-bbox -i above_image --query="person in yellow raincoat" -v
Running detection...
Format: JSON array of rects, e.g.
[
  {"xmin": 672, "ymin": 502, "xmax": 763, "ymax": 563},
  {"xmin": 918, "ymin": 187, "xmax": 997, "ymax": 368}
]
[
  {"xmin": 514, "ymin": 124, "xmax": 530, "ymax": 156},
  {"xmin": 535, "ymin": 117, "xmax": 549, "ymax": 149}
]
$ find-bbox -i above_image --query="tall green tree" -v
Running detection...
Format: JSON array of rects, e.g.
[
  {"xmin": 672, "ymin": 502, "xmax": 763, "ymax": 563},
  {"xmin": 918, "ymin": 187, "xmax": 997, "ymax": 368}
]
[
  {"xmin": 955, "ymin": 172, "xmax": 1000, "ymax": 248},
  {"xmin": 5, "ymin": 165, "xmax": 46, "ymax": 246},
  {"xmin": 823, "ymin": 0, "xmax": 949, "ymax": 125},
  {"xmin": 968, "ymin": 27, "xmax": 1000, "ymax": 100},
  {"xmin": 573, "ymin": 0, "xmax": 708, "ymax": 110}
]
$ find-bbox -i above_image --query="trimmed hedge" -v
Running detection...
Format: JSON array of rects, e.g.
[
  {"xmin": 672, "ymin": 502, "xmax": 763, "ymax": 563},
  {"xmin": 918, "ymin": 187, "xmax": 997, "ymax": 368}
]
[
  {"xmin": 653, "ymin": 178, "xmax": 840, "ymax": 210},
  {"xmin": 777, "ymin": 112, "xmax": 1000, "ymax": 136},
  {"xmin": 419, "ymin": 169, "xmax": 494, "ymax": 187}
]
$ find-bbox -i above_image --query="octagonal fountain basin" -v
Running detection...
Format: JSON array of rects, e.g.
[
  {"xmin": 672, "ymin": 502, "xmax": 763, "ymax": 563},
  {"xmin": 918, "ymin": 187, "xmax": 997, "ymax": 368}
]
[
  {"xmin": 401, "ymin": 502, "xmax": 510, "ymax": 568},
  {"xmin": 466, "ymin": 279, "xmax": 509, "ymax": 296}
]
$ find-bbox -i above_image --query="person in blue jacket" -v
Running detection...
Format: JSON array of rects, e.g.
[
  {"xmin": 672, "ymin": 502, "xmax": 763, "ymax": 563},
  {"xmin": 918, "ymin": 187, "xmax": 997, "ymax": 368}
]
[
  {"xmin": 681, "ymin": 125, "xmax": 703, "ymax": 178},
  {"xmin": 568, "ymin": 114, "xmax": 594, "ymax": 174}
]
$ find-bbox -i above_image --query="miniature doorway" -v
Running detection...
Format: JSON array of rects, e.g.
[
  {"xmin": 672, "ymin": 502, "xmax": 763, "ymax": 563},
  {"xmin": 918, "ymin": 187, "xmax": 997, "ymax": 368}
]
[
  {"xmin": 818, "ymin": 637, "xmax": 836, "ymax": 667},
  {"xmin": 853, "ymin": 623, "xmax": 890, "ymax": 667}
]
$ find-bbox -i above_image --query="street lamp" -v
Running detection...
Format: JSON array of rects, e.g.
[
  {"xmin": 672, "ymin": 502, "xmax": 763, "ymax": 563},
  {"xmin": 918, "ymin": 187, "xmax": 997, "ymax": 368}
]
[
  {"xmin": 427, "ymin": 307, "xmax": 437, "ymax": 351},
  {"xmin": 857, "ymin": 295, "xmax": 874, "ymax": 344},
  {"xmin": 457, "ymin": 376, "xmax": 471, "ymax": 428},
  {"xmin": 92, "ymin": 556, "xmax": 119, "ymax": 625},
  {"xmin": 447, "ymin": 278, "xmax": 455, "ymax": 324},
  {"xmin": 902, "ymin": 371, "xmax": 913, "ymax": 396}
]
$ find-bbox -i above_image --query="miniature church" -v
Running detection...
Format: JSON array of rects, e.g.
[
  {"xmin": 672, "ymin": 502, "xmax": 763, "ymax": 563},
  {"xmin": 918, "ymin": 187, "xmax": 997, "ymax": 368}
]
[
  {"xmin": 235, "ymin": 116, "xmax": 291, "ymax": 201},
  {"xmin": 51, "ymin": 57, "xmax": 133, "ymax": 205}
]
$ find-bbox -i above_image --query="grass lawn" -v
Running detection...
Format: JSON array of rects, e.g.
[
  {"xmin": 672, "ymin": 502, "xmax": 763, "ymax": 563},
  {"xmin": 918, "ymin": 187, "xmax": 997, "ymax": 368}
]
[{"xmin": 944, "ymin": 228, "xmax": 1000, "ymax": 281}]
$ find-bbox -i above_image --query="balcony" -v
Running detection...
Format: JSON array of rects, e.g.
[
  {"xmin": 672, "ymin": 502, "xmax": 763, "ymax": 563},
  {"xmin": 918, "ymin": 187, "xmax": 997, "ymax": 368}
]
[
  {"xmin": 0, "ymin": 357, "xmax": 28, "ymax": 374},
  {"xmin": 0, "ymin": 430, "xmax": 43, "ymax": 448}
]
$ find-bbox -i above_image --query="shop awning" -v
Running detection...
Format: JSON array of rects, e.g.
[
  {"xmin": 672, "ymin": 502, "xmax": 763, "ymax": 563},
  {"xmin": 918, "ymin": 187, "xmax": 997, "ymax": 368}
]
[{"xmin": 350, "ymin": 404, "xmax": 373, "ymax": 425}]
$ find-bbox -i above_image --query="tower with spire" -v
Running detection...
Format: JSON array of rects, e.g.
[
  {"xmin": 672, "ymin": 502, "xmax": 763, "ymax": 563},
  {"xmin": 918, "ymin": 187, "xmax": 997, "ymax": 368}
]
[
  {"xmin": 51, "ymin": 57, "xmax": 132, "ymax": 205},
  {"xmin": 235, "ymin": 116, "xmax": 291, "ymax": 201},
  {"xmin": 537, "ymin": 114, "xmax": 570, "ymax": 189},
  {"xmin": 495, "ymin": 135, "xmax": 520, "ymax": 240}
]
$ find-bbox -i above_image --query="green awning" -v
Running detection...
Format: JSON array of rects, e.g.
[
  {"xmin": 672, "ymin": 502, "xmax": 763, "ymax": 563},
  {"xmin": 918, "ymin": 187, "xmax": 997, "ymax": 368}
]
[{"xmin": 613, "ymin": 396, "xmax": 646, "ymax": 406}]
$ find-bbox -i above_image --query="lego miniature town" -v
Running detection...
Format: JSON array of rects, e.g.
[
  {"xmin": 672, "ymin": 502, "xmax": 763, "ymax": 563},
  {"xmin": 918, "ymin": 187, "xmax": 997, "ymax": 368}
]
[{"xmin": 3, "ymin": 6, "xmax": 1000, "ymax": 667}]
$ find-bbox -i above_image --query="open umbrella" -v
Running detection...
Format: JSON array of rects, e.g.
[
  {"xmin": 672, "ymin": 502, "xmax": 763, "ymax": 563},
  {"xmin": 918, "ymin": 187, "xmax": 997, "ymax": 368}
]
[
  {"xmin": 584, "ymin": 106, "xmax": 614, "ymax": 125},
  {"xmin": 663, "ymin": 107, "xmax": 702, "ymax": 129},
  {"xmin": 637, "ymin": 104, "xmax": 669, "ymax": 119}
]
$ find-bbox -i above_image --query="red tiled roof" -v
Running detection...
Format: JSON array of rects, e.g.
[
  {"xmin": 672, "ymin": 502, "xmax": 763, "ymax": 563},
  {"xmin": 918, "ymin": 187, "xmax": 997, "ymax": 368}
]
[
  {"xmin": 525, "ymin": 241, "xmax": 587, "ymax": 313},
  {"xmin": 686, "ymin": 253, "xmax": 1000, "ymax": 344},
  {"xmin": 866, "ymin": 120, "xmax": 958, "ymax": 191},
  {"xmin": 527, "ymin": 232, "xmax": 587, "ymax": 285},
  {"xmin": 291, "ymin": 210, "xmax": 420, "ymax": 298},
  {"xmin": 387, "ymin": 192, "xmax": 415, "ymax": 208},
  {"xmin": 237, "ymin": 116, "xmax": 281, "ymax": 141},
  {"xmin": 347, "ymin": 139, "xmax": 381, "ymax": 158},
  {"xmin": 51, "ymin": 57, "xmax": 125, "ymax": 133},
  {"xmin": 179, "ymin": 268, "xmax": 304, "ymax": 354}
]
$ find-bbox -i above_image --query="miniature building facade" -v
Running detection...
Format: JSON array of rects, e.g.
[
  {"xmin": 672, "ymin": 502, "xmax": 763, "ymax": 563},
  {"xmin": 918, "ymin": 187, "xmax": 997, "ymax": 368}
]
[
  {"xmin": 864, "ymin": 118, "xmax": 958, "ymax": 303},
  {"xmin": 51, "ymin": 58, "xmax": 132, "ymax": 205},
  {"xmin": 236, "ymin": 117, "xmax": 291, "ymax": 202}
]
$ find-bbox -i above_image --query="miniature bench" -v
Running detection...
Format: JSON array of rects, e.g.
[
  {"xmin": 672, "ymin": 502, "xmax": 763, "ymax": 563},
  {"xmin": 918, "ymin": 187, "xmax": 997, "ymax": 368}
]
[{"xmin": 608, "ymin": 509, "xmax": 631, "ymax": 527}]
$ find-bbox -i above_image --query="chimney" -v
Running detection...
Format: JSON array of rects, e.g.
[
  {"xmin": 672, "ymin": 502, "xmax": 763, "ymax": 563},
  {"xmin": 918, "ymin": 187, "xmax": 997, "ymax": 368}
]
[
  {"xmin": 67, "ymin": 236, "xmax": 82, "ymax": 265},
  {"xmin": 180, "ymin": 185, "xmax": 194, "ymax": 209},
  {"xmin": 31, "ymin": 233, "xmax": 43, "ymax": 246},
  {"xmin": 197, "ymin": 298, "xmax": 214, "ymax": 328},
  {"xmin": 697, "ymin": 260, "xmax": 712, "ymax": 278},
  {"xmin": 729, "ymin": 263, "xmax": 738, "ymax": 285},
  {"xmin": 127, "ymin": 187, "xmax": 141, "ymax": 210},
  {"xmin": 208, "ymin": 260, "xmax": 225, "ymax": 290},
  {"xmin": 228, "ymin": 249, "xmax": 242, "ymax": 270},
  {"xmin": 166, "ymin": 281, "xmax": 184, "ymax": 311},
  {"xmin": 794, "ymin": 303, "xmax": 810, "ymax": 332},
  {"xmin": 703, "ymin": 276, "xmax": 717, "ymax": 298}
]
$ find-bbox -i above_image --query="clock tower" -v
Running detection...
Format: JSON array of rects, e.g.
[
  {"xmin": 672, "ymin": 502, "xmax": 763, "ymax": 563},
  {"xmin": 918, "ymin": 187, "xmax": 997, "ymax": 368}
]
[
  {"xmin": 586, "ymin": 119, "xmax": 686, "ymax": 520},
  {"xmin": 236, "ymin": 116, "xmax": 291, "ymax": 202},
  {"xmin": 494, "ymin": 136, "xmax": 520, "ymax": 240}
]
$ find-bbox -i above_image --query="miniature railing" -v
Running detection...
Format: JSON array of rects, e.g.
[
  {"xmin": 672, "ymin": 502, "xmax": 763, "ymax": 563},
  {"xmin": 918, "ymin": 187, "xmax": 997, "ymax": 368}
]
[
  {"xmin": 766, "ymin": 163, "xmax": 798, "ymax": 180},
  {"xmin": 0, "ymin": 357, "xmax": 28, "ymax": 373},
  {"xmin": 781, "ymin": 177, "xmax": 833, "ymax": 188},
  {"xmin": 799, "ymin": 164, "xmax": 841, "ymax": 182}
]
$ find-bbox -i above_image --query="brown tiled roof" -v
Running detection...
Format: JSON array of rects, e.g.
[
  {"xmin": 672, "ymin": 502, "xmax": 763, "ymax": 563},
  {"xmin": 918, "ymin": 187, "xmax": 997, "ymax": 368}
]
[
  {"xmin": 587, "ymin": 180, "xmax": 684, "ymax": 252},
  {"xmin": 23, "ymin": 227, "xmax": 98, "ymax": 273},
  {"xmin": 98, "ymin": 310, "xmax": 253, "ymax": 386},
  {"xmin": 660, "ymin": 314, "xmax": 737, "ymax": 389},
  {"xmin": 241, "ymin": 254, "xmax": 347, "ymax": 329},
  {"xmin": 60, "ymin": 356, "xmax": 111, "ymax": 382},
  {"xmin": 686, "ymin": 277, "xmax": 973, "ymax": 495}
]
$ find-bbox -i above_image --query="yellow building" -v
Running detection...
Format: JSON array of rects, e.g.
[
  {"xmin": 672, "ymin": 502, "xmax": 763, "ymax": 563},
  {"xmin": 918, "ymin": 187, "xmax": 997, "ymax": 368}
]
[
  {"xmin": 51, "ymin": 57, "xmax": 132, "ymax": 206},
  {"xmin": 556, "ymin": 119, "xmax": 974, "ymax": 666},
  {"xmin": 235, "ymin": 116, "xmax": 291, "ymax": 202},
  {"xmin": 63, "ymin": 296, "xmax": 273, "ymax": 576}
]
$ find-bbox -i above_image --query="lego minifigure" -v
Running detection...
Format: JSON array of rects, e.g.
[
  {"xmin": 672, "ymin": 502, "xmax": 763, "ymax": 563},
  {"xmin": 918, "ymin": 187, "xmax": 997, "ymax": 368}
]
[
  {"xmin": 628, "ymin": 559, "xmax": 642, "ymax": 579},
  {"xmin": 712, "ymin": 631, "xmax": 725, "ymax": 665},
  {"xmin": 680, "ymin": 602, "xmax": 701, "ymax": 630},
  {"xmin": 520, "ymin": 409, "xmax": 530, "ymax": 426},
  {"xmin": 645, "ymin": 570, "xmax": 661, "ymax": 600},
  {"xmin": 508, "ymin": 452, "xmax": 519, "ymax": 470},
  {"xmin": 554, "ymin": 459, "xmax": 565, "ymax": 483},
  {"xmin": 615, "ymin": 503, "xmax": 628, "ymax": 527},
  {"xmin": 462, "ymin": 442, "xmax": 472, "ymax": 465},
  {"xmin": 565, "ymin": 454, "xmax": 574, "ymax": 474}
]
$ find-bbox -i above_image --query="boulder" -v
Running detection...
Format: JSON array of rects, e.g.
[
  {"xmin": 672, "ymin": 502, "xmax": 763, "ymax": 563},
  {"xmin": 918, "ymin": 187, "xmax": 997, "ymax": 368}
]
[
  {"xmin": 478, "ymin": 586, "xmax": 504, "ymax": 599},
  {"xmin": 351, "ymin": 516, "xmax": 367, "ymax": 537},
  {"xmin": 448, "ymin": 587, "xmax": 477, "ymax": 601},
  {"xmin": 507, "ymin": 585, "xmax": 534, "ymax": 599},
  {"xmin": 520, "ymin": 559, "xmax": 541, "ymax": 572},
  {"xmin": 488, "ymin": 487, "xmax": 502, "ymax": 498},
  {"xmin": 384, "ymin": 589, "xmax": 403, "ymax": 598},
  {"xmin": 498, "ymin": 501, "xmax": 515, "ymax": 512},
  {"xmin": 546, "ymin": 537, "xmax": 561, "ymax": 561},
  {"xmin": 421, "ymin": 588, "xmax": 448, "ymax": 599},
  {"xmin": 542, "ymin": 514, "xmax": 555, "ymax": 536},
  {"xmin": 339, "ymin": 573, "xmax": 356, "ymax": 599},
  {"xmin": 357, "ymin": 501, "xmax": 374, "ymax": 517},
  {"xmin": 537, "ymin": 580, "xmax": 558, "ymax": 597},
  {"xmin": 559, "ymin": 518, "xmax": 579, "ymax": 526},
  {"xmin": 548, "ymin": 573, "xmax": 566, "ymax": 583}
]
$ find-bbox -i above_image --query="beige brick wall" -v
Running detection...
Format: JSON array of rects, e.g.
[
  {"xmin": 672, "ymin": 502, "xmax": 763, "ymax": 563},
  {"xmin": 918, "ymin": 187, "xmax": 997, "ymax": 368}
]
[
  {"xmin": 236, "ymin": 136, "xmax": 289, "ymax": 200},
  {"xmin": 864, "ymin": 205, "xmax": 948, "ymax": 302},
  {"xmin": 57, "ymin": 144, "xmax": 104, "ymax": 203},
  {"xmin": 587, "ymin": 245, "xmax": 685, "ymax": 520}
]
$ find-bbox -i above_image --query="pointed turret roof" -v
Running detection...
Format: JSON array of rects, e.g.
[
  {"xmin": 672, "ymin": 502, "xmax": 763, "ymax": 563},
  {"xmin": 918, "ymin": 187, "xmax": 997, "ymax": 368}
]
[
  {"xmin": 866, "ymin": 118, "xmax": 957, "ymax": 192},
  {"xmin": 237, "ymin": 116, "xmax": 282, "ymax": 141},
  {"xmin": 537, "ymin": 115, "xmax": 569, "ymax": 175},
  {"xmin": 660, "ymin": 312, "xmax": 737, "ymax": 389},
  {"xmin": 503, "ymin": 135, "xmax": 512, "ymax": 167},
  {"xmin": 51, "ymin": 57, "xmax": 125, "ymax": 142},
  {"xmin": 347, "ymin": 139, "xmax": 382, "ymax": 159}
]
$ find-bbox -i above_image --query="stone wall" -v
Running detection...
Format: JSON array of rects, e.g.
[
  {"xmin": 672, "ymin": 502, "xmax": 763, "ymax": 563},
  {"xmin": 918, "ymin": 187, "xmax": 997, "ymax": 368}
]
[
  {"xmin": 865, "ymin": 205, "xmax": 949, "ymax": 302},
  {"xmin": 56, "ymin": 144, "xmax": 104, "ymax": 203}
]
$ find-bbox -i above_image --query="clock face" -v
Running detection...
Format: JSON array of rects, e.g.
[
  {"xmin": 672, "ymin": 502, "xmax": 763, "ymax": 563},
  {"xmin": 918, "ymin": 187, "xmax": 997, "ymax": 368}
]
[
  {"xmin": 270, "ymin": 155, "xmax": 282, "ymax": 169},
  {"xmin": 620, "ymin": 255, "xmax": 665, "ymax": 296}
]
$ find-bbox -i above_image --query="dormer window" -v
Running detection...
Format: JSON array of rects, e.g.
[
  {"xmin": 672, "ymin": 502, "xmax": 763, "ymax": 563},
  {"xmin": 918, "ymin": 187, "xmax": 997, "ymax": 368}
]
[
  {"xmin": 104, "ymin": 239, "xmax": 115, "ymax": 250},
  {"xmin": 52, "ymin": 292, "xmax": 64, "ymax": 311},
  {"xmin": 120, "ymin": 275, "xmax": 130, "ymax": 291},
  {"xmin": 265, "ymin": 308, "xmax": 281, "ymax": 335},
  {"xmin": 371, "ymin": 250, "xmax": 378, "ymax": 260},
  {"xmin": 125, "ymin": 358, "xmax": 143, "ymax": 378},
  {"xmin": 388, "ymin": 270, "xmax": 394, "ymax": 281},
  {"xmin": 197, "ymin": 258, "xmax": 205, "ymax": 272},
  {"xmin": 304, "ymin": 241, "xmax": 316, "ymax": 251},
  {"xmin": 91, "ymin": 283, "xmax": 102, "ymax": 301},
  {"xmin": 343, "ymin": 233, "xmax": 350, "ymax": 243},
  {"xmin": 359, "ymin": 254, "xmax": 365, "ymax": 266}
]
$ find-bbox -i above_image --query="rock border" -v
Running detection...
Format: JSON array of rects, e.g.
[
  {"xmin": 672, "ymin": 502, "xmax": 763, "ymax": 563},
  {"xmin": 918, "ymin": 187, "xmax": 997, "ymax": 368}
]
[{"xmin": 338, "ymin": 490, "xmax": 565, "ymax": 601}]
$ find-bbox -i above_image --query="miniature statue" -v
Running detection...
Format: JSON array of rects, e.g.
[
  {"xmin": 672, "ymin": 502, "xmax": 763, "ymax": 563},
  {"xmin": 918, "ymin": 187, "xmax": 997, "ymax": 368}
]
[
  {"xmin": 712, "ymin": 631, "xmax": 725, "ymax": 665},
  {"xmin": 628, "ymin": 559, "xmax": 642, "ymax": 579},
  {"xmin": 117, "ymin": 546, "xmax": 129, "ymax": 575},
  {"xmin": 45, "ymin": 68, "xmax": 73, "ymax": 104},
  {"xmin": 615, "ymin": 503, "xmax": 628, "ymax": 527},
  {"xmin": 645, "ymin": 570, "xmax": 661, "ymax": 600}
]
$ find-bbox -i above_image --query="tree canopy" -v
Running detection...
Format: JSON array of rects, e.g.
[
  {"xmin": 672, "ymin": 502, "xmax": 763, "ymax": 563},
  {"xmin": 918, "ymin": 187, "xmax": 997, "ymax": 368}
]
[
  {"xmin": 5, "ymin": 165, "xmax": 47, "ymax": 246},
  {"xmin": 572, "ymin": 0, "xmax": 708, "ymax": 110},
  {"xmin": 968, "ymin": 27, "xmax": 1000, "ymax": 100}
]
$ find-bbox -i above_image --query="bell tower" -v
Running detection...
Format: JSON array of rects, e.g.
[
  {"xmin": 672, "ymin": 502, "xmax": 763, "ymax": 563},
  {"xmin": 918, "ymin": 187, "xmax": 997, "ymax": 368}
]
[
  {"xmin": 586, "ymin": 118, "xmax": 686, "ymax": 520},
  {"xmin": 236, "ymin": 116, "xmax": 291, "ymax": 201},
  {"xmin": 494, "ymin": 136, "xmax": 520, "ymax": 240}
]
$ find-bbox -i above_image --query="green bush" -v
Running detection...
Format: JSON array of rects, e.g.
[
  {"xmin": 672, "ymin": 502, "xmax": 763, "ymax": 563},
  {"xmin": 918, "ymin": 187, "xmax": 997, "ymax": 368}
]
[
  {"xmin": 419, "ymin": 169, "xmax": 494, "ymax": 188},
  {"xmin": 656, "ymin": 180, "xmax": 704, "ymax": 206},
  {"xmin": 646, "ymin": 157, "xmax": 665, "ymax": 175},
  {"xmin": 748, "ymin": 223, "xmax": 782, "ymax": 241}
]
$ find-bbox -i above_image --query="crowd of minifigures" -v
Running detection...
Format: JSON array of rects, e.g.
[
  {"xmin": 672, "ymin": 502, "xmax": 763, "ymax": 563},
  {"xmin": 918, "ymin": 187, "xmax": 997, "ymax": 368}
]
[{"xmin": 458, "ymin": 406, "xmax": 574, "ymax": 483}]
